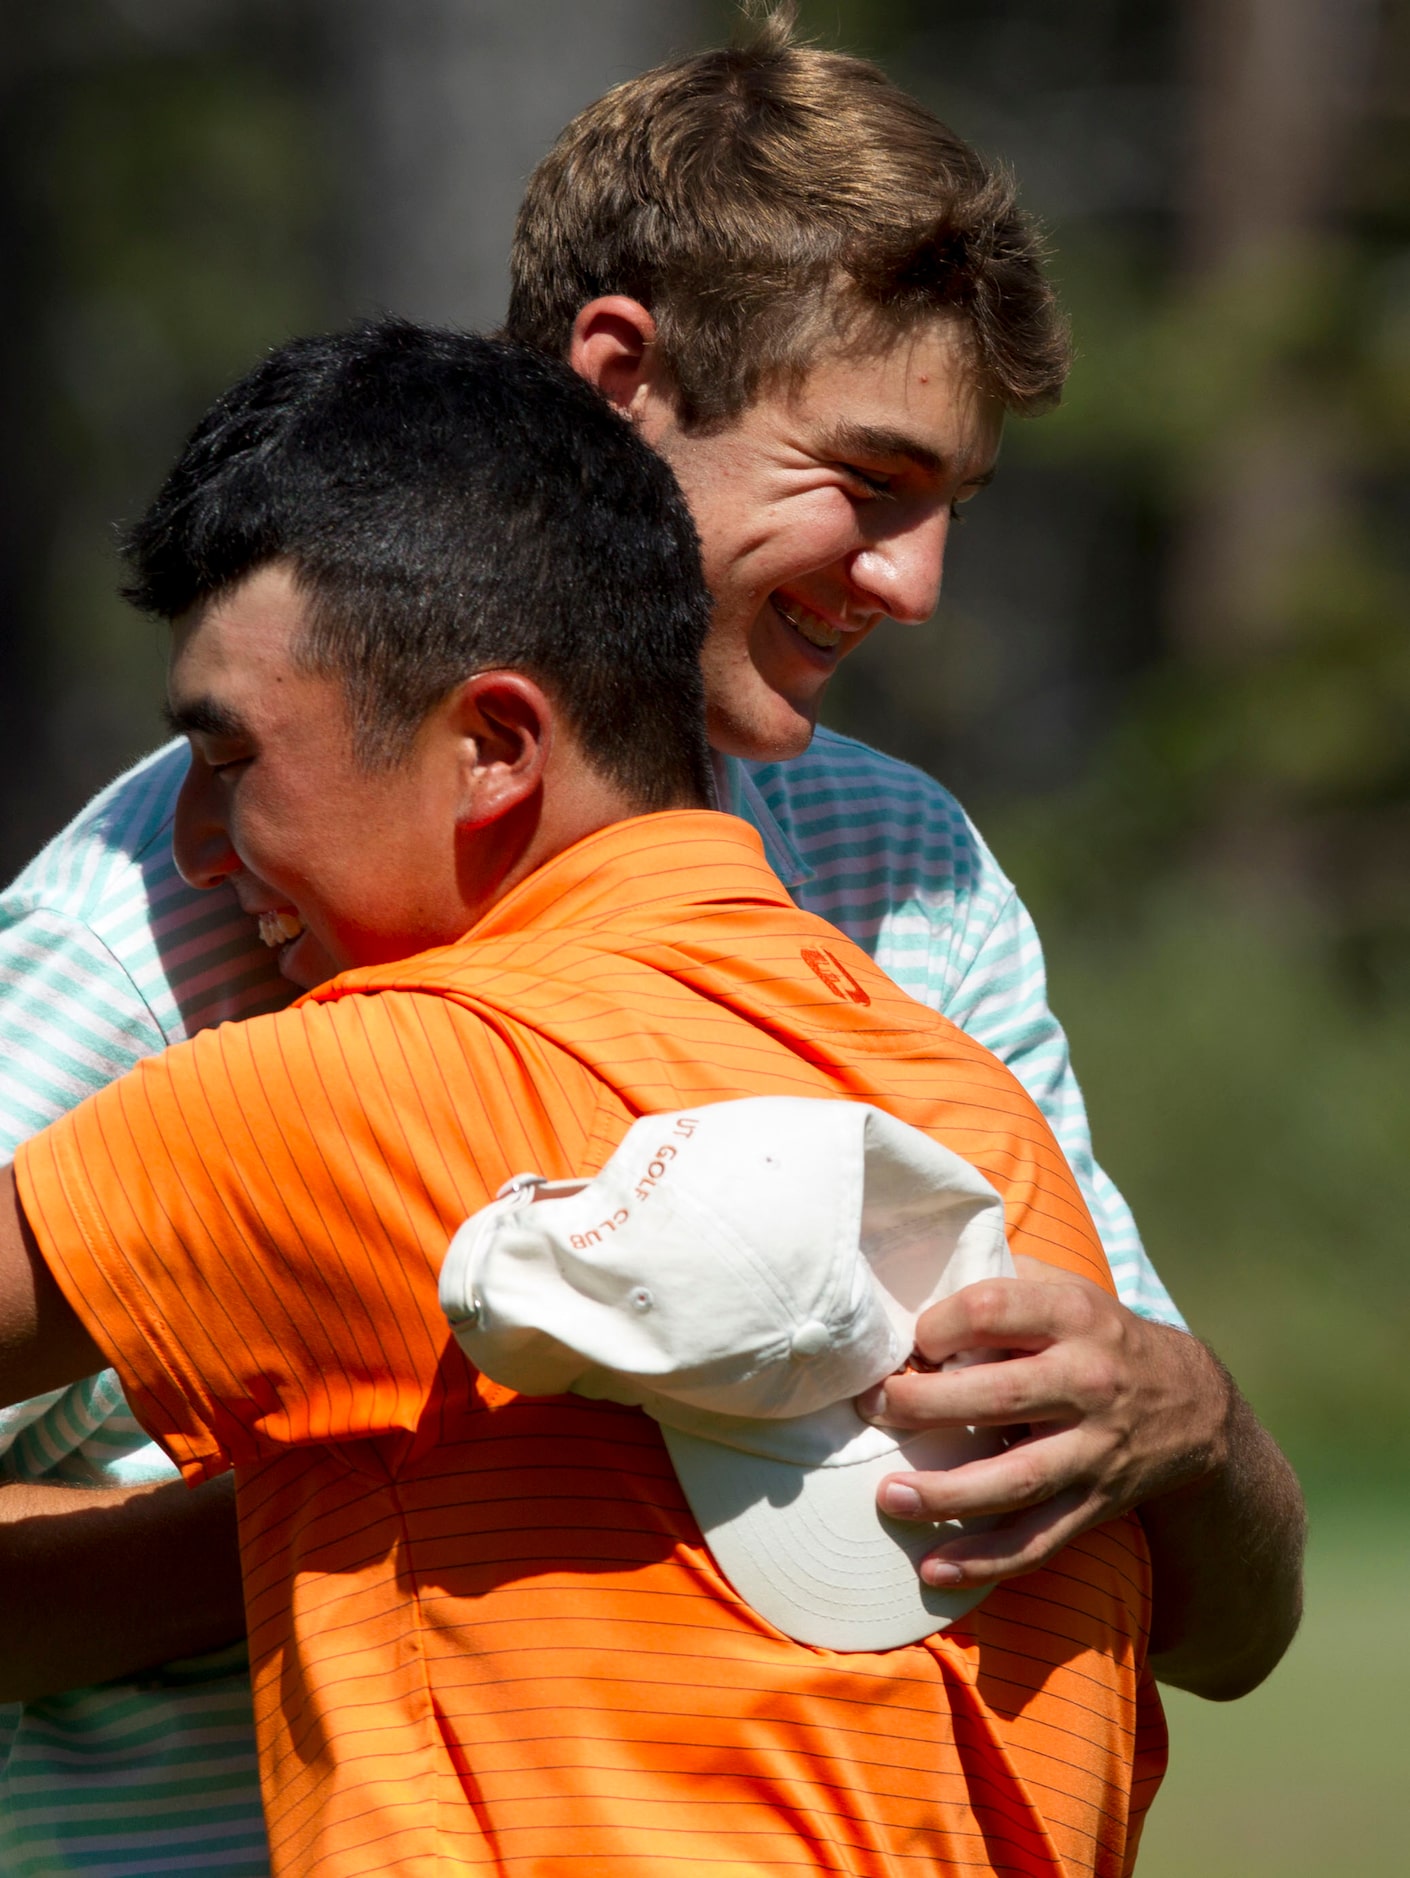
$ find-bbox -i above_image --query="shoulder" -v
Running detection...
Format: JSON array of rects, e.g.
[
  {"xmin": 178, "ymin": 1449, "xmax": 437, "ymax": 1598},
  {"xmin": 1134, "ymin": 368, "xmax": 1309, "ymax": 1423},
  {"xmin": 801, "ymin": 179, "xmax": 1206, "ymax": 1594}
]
[
  {"xmin": 2, "ymin": 742, "xmax": 189, "ymax": 931},
  {"xmin": 1, "ymin": 741, "xmax": 289, "ymax": 1048},
  {"xmin": 744, "ymin": 727, "xmax": 1013, "ymax": 903},
  {"xmin": 748, "ymin": 729, "xmax": 989, "ymax": 875},
  {"xmin": 736, "ymin": 729, "xmax": 1027, "ymax": 1005}
]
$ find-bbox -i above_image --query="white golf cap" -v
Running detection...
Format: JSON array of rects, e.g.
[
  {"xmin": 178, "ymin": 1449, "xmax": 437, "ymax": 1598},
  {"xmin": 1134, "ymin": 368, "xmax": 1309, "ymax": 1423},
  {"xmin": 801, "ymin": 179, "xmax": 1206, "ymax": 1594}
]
[{"xmin": 439, "ymin": 1096, "xmax": 1013, "ymax": 1651}]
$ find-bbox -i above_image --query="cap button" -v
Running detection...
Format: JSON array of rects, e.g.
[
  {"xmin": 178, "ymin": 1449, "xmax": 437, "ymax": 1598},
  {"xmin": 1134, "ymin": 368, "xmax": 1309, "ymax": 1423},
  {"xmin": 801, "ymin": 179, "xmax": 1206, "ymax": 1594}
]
[{"xmin": 790, "ymin": 1319, "xmax": 832, "ymax": 1359}]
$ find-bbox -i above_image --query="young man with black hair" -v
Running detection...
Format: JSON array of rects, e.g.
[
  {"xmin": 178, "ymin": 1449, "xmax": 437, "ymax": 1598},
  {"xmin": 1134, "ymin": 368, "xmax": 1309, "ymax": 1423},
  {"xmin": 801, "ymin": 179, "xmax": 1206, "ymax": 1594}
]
[
  {"xmin": 0, "ymin": 317, "xmax": 1166, "ymax": 1877},
  {"xmin": 0, "ymin": 8, "xmax": 1302, "ymax": 1872},
  {"xmin": 501, "ymin": 0, "xmax": 1301, "ymax": 1706}
]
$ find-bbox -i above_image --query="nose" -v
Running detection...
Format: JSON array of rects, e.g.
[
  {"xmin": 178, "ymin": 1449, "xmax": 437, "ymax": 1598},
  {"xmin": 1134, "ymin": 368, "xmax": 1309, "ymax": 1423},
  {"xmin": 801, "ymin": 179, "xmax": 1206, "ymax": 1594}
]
[
  {"xmin": 849, "ymin": 504, "xmax": 951, "ymax": 626},
  {"xmin": 172, "ymin": 751, "xmax": 240, "ymax": 891}
]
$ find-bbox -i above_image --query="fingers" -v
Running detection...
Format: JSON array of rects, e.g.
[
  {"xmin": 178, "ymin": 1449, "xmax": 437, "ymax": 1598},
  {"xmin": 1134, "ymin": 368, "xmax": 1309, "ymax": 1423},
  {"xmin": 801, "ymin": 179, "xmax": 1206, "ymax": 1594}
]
[
  {"xmin": 857, "ymin": 1272, "xmax": 1243, "ymax": 1597},
  {"xmin": 911, "ymin": 1490, "xmax": 1098, "ymax": 1588},
  {"xmin": 861, "ymin": 1339, "xmax": 1123, "ymax": 1433},
  {"xmin": 861, "ymin": 1273, "xmax": 1139, "ymax": 1432},
  {"xmin": 858, "ymin": 1278, "xmax": 1150, "ymax": 1588},
  {"xmin": 878, "ymin": 1437, "xmax": 1064, "ymax": 1525},
  {"xmin": 876, "ymin": 1437, "xmax": 1111, "ymax": 1587},
  {"xmin": 910, "ymin": 1270, "xmax": 1115, "ymax": 1368},
  {"xmin": 861, "ymin": 1355, "xmax": 1052, "ymax": 1431}
]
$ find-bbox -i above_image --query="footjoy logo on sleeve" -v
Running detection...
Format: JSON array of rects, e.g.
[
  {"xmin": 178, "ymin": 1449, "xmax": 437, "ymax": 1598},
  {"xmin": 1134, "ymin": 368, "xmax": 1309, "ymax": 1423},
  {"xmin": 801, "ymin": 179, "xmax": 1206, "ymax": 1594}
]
[{"xmin": 800, "ymin": 946, "xmax": 872, "ymax": 1006}]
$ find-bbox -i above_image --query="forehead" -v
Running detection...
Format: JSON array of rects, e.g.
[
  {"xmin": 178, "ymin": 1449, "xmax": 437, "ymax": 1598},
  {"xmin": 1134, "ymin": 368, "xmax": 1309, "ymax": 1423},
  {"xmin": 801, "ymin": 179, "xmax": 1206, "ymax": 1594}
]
[
  {"xmin": 168, "ymin": 564, "xmax": 308, "ymax": 698},
  {"xmin": 757, "ymin": 319, "xmax": 1002, "ymax": 475},
  {"xmin": 166, "ymin": 562, "xmax": 343, "ymax": 737}
]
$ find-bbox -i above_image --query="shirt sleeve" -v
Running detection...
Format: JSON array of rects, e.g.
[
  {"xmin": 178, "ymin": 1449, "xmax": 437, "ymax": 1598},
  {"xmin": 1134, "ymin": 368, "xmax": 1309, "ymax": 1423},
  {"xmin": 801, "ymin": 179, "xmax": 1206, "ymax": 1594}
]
[
  {"xmin": 941, "ymin": 853, "xmax": 1187, "ymax": 1329},
  {"xmin": 0, "ymin": 905, "xmax": 178, "ymax": 1475},
  {"xmin": 14, "ymin": 989, "xmax": 585, "ymax": 1482}
]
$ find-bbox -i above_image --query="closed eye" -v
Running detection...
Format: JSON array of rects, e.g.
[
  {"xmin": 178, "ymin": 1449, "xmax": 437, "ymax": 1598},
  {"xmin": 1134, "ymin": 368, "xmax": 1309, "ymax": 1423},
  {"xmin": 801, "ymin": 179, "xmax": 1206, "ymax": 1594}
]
[
  {"xmin": 838, "ymin": 463, "xmax": 895, "ymax": 498},
  {"xmin": 165, "ymin": 698, "xmax": 253, "ymax": 773}
]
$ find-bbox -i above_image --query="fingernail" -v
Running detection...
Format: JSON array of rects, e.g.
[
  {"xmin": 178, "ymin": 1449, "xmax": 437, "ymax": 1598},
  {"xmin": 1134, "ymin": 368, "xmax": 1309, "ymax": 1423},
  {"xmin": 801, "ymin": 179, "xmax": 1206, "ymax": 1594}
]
[
  {"xmin": 880, "ymin": 1481, "xmax": 922, "ymax": 1516},
  {"xmin": 858, "ymin": 1384, "xmax": 887, "ymax": 1422},
  {"xmin": 922, "ymin": 1559, "xmax": 965, "ymax": 1588}
]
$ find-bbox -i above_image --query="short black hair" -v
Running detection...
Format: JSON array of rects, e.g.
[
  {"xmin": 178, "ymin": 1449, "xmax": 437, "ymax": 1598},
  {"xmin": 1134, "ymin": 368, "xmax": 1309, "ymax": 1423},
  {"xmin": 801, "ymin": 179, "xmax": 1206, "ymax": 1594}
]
[{"xmin": 123, "ymin": 319, "xmax": 712, "ymax": 809}]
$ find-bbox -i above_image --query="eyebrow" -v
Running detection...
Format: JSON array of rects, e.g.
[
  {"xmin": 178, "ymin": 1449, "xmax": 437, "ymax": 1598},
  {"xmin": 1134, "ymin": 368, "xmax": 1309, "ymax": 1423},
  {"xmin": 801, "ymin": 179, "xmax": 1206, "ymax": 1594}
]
[
  {"xmin": 163, "ymin": 697, "xmax": 250, "ymax": 741},
  {"xmin": 821, "ymin": 421, "xmax": 996, "ymax": 487}
]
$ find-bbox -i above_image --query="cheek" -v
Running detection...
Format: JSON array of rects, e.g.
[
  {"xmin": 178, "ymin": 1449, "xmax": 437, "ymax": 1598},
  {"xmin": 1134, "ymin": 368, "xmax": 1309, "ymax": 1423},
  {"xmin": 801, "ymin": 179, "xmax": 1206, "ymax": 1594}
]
[
  {"xmin": 752, "ymin": 493, "xmax": 861, "ymax": 586},
  {"xmin": 227, "ymin": 776, "xmax": 331, "ymax": 888}
]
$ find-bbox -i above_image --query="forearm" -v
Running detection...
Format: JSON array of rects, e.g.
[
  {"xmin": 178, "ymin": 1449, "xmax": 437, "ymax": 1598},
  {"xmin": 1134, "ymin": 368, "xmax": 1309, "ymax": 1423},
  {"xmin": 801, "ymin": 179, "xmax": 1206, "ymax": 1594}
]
[
  {"xmin": 0, "ymin": 1471, "xmax": 245, "ymax": 1701},
  {"xmin": 1140, "ymin": 1335, "xmax": 1306, "ymax": 1701}
]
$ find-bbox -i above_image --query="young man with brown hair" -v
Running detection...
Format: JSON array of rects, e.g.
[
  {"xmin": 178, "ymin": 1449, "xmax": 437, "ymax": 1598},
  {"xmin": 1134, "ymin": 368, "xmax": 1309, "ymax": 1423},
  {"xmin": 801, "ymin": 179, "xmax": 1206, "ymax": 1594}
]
[
  {"xmin": 0, "ymin": 7, "xmax": 1301, "ymax": 1873},
  {"xmin": 502, "ymin": 0, "xmax": 1301, "ymax": 1683}
]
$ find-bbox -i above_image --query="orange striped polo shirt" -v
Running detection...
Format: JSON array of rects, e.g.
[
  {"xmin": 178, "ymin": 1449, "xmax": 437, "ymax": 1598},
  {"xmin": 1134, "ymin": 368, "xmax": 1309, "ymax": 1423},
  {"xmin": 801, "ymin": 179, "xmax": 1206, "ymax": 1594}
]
[{"xmin": 17, "ymin": 812, "xmax": 1165, "ymax": 1878}]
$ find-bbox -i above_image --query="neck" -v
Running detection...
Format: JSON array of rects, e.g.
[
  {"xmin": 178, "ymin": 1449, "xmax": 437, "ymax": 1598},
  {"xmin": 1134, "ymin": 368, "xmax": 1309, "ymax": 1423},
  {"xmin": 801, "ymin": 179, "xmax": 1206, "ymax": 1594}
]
[{"xmin": 457, "ymin": 757, "xmax": 699, "ymax": 929}]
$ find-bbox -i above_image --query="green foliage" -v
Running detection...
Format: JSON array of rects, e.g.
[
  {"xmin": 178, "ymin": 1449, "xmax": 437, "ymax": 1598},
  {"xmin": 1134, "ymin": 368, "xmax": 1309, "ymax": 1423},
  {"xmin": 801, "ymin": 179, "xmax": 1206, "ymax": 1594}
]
[
  {"xmin": 5, "ymin": 5, "xmax": 334, "ymax": 867},
  {"xmin": 1139, "ymin": 1501, "xmax": 1410, "ymax": 1876},
  {"xmin": 707, "ymin": 0, "xmax": 914, "ymax": 60},
  {"xmin": 41, "ymin": 35, "xmax": 329, "ymax": 530},
  {"xmin": 1025, "ymin": 209, "xmax": 1410, "ymax": 913}
]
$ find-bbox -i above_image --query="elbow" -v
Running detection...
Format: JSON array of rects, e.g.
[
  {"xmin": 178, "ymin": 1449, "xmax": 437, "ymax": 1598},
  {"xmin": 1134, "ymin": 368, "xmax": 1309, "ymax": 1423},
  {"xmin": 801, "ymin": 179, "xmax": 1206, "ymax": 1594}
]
[
  {"xmin": 1155, "ymin": 1653, "xmax": 1283, "ymax": 1704},
  {"xmin": 1151, "ymin": 1579, "xmax": 1305, "ymax": 1703}
]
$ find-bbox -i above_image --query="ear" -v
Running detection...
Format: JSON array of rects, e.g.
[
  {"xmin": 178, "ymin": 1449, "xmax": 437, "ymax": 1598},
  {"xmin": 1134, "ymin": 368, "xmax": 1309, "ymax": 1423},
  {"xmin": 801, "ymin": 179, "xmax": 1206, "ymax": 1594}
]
[
  {"xmin": 449, "ymin": 671, "xmax": 552, "ymax": 830},
  {"xmin": 568, "ymin": 295, "xmax": 676, "ymax": 422}
]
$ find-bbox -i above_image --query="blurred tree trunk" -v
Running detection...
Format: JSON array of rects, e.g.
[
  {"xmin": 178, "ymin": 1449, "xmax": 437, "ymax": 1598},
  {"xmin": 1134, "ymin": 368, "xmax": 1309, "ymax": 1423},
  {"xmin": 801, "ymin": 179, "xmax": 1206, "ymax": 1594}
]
[
  {"xmin": 327, "ymin": 0, "xmax": 706, "ymax": 331},
  {"xmin": 1170, "ymin": 0, "xmax": 1378, "ymax": 663},
  {"xmin": 0, "ymin": 9, "xmax": 60, "ymax": 874}
]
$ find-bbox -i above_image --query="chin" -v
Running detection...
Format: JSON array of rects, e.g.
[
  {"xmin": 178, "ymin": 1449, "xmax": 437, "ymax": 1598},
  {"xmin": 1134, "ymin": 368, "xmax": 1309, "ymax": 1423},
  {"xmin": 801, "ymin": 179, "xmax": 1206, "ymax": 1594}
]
[
  {"xmin": 706, "ymin": 691, "xmax": 819, "ymax": 765},
  {"xmin": 279, "ymin": 931, "xmax": 341, "ymax": 991}
]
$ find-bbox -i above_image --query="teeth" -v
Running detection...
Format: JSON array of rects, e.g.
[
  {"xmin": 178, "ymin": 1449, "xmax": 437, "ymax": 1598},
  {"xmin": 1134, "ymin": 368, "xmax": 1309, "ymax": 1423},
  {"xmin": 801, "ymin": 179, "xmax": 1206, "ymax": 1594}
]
[
  {"xmin": 775, "ymin": 596, "xmax": 843, "ymax": 650},
  {"xmin": 257, "ymin": 909, "xmax": 304, "ymax": 949}
]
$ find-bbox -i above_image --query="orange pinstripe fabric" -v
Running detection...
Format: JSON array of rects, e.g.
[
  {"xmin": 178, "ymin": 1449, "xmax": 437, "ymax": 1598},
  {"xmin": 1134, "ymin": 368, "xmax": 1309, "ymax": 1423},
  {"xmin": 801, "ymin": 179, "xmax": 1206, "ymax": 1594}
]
[{"xmin": 17, "ymin": 813, "xmax": 1164, "ymax": 1878}]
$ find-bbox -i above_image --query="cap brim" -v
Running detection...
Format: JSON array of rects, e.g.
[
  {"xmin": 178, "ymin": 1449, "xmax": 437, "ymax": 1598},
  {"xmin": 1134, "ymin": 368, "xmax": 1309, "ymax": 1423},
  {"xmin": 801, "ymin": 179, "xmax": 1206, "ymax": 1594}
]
[{"xmin": 661, "ymin": 1417, "xmax": 1001, "ymax": 1652}]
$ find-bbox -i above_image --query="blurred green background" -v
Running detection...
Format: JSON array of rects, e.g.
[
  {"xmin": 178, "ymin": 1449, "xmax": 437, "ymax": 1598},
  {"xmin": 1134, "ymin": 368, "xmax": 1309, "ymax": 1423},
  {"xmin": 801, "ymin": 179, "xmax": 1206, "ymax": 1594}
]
[{"xmin": 1, "ymin": 1, "xmax": 1406, "ymax": 1866}]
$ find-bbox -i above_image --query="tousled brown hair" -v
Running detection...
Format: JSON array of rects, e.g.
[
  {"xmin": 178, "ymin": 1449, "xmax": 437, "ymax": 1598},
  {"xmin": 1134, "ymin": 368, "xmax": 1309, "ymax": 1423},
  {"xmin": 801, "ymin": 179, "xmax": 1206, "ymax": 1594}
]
[{"xmin": 505, "ymin": 1, "xmax": 1071, "ymax": 427}]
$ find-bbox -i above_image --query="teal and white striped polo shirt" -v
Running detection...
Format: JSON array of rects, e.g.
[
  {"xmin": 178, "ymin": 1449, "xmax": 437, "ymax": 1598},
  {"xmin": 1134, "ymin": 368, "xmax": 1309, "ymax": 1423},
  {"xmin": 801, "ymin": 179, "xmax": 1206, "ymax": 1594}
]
[{"xmin": 0, "ymin": 733, "xmax": 1180, "ymax": 1874}]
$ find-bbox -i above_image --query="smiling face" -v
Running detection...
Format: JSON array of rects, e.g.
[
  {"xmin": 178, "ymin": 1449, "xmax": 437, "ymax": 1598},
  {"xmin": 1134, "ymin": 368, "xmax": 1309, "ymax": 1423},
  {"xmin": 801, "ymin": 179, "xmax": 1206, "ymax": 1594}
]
[
  {"xmin": 634, "ymin": 318, "xmax": 1002, "ymax": 761},
  {"xmin": 168, "ymin": 563, "xmax": 475, "ymax": 990}
]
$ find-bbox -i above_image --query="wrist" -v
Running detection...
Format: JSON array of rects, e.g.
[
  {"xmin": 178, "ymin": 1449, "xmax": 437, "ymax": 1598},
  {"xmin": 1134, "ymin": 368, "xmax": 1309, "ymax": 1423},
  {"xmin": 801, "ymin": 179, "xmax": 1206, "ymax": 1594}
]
[{"xmin": 1136, "ymin": 1324, "xmax": 1238, "ymax": 1504}]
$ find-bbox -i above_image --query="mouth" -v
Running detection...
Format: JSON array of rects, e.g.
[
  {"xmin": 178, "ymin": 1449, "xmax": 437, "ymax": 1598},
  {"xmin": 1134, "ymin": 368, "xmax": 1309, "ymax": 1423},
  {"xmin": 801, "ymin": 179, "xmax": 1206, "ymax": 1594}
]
[
  {"xmin": 772, "ymin": 593, "xmax": 845, "ymax": 652},
  {"xmin": 256, "ymin": 908, "xmax": 305, "ymax": 951}
]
